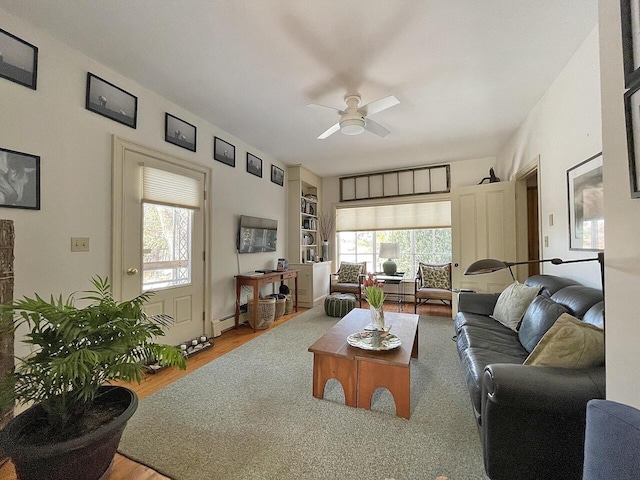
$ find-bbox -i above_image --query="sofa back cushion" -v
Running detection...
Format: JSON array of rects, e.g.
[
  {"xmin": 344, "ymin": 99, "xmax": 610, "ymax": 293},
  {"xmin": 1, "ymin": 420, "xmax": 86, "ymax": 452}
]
[
  {"xmin": 525, "ymin": 274, "xmax": 582, "ymax": 297},
  {"xmin": 518, "ymin": 296, "xmax": 569, "ymax": 353},
  {"xmin": 583, "ymin": 301, "xmax": 604, "ymax": 329},
  {"xmin": 524, "ymin": 313, "xmax": 605, "ymax": 368},
  {"xmin": 491, "ymin": 282, "xmax": 540, "ymax": 331},
  {"xmin": 550, "ymin": 286, "xmax": 603, "ymax": 319}
]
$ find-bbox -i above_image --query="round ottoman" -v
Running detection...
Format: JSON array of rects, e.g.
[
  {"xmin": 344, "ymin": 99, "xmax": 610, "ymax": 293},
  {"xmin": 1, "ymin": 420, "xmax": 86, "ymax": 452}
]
[{"xmin": 324, "ymin": 293, "xmax": 356, "ymax": 318}]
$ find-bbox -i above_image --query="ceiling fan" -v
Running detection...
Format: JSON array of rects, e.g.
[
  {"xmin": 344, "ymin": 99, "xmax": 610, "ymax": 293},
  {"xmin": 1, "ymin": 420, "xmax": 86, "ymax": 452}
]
[{"xmin": 308, "ymin": 94, "xmax": 399, "ymax": 139}]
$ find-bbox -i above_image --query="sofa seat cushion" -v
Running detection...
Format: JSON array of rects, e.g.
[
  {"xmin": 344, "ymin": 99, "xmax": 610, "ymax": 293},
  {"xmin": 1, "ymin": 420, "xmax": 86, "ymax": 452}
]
[
  {"xmin": 459, "ymin": 346, "xmax": 526, "ymax": 413},
  {"xmin": 457, "ymin": 326, "xmax": 527, "ymax": 358},
  {"xmin": 524, "ymin": 314, "xmax": 605, "ymax": 368},
  {"xmin": 518, "ymin": 296, "xmax": 570, "ymax": 353},
  {"xmin": 455, "ymin": 311, "xmax": 510, "ymax": 334}
]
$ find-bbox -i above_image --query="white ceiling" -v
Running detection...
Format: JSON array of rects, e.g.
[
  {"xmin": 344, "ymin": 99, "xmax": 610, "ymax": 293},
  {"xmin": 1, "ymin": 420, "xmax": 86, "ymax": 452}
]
[{"xmin": 1, "ymin": 1, "xmax": 598, "ymax": 177}]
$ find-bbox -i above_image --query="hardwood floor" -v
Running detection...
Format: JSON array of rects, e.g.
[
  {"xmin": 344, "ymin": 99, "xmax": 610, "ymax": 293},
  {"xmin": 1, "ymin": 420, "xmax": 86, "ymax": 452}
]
[{"xmin": 0, "ymin": 301, "xmax": 451, "ymax": 480}]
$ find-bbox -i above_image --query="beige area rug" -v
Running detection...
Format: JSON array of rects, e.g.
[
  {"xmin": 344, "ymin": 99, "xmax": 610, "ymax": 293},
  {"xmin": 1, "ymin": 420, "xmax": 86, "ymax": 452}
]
[{"xmin": 119, "ymin": 307, "xmax": 488, "ymax": 480}]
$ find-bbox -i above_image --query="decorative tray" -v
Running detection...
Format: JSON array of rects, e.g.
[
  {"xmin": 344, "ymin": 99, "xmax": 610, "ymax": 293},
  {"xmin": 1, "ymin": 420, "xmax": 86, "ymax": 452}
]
[{"xmin": 347, "ymin": 331, "xmax": 401, "ymax": 351}]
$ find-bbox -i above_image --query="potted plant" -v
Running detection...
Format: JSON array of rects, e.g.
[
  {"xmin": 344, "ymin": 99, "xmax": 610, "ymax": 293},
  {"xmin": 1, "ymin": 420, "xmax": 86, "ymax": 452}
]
[
  {"xmin": 0, "ymin": 276, "xmax": 186, "ymax": 480},
  {"xmin": 363, "ymin": 273, "xmax": 386, "ymax": 330}
]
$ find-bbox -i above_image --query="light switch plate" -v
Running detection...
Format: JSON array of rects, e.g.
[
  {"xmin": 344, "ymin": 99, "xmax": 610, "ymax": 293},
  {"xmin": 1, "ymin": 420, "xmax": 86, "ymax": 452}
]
[
  {"xmin": 71, "ymin": 237, "xmax": 90, "ymax": 252},
  {"xmin": 548, "ymin": 214, "xmax": 554, "ymax": 226}
]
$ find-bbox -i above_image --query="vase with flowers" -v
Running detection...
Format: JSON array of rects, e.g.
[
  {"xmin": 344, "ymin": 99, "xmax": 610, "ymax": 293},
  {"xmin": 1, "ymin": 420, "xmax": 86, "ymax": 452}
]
[{"xmin": 363, "ymin": 273, "xmax": 386, "ymax": 330}]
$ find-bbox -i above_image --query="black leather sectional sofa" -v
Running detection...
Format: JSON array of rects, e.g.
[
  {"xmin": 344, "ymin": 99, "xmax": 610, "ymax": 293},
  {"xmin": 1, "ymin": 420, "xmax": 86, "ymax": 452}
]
[{"xmin": 454, "ymin": 275, "xmax": 605, "ymax": 480}]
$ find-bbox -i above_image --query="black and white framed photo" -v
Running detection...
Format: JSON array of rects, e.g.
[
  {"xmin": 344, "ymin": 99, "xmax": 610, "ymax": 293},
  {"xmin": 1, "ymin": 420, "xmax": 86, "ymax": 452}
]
[
  {"xmin": 0, "ymin": 147, "xmax": 40, "ymax": 210},
  {"xmin": 0, "ymin": 28, "xmax": 38, "ymax": 90},
  {"xmin": 85, "ymin": 73, "xmax": 138, "ymax": 128},
  {"xmin": 621, "ymin": 0, "xmax": 640, "ymax": 87},
  {"xmin": 165, "ymin": 113, "xmax": 196, "ymax": 152},
  {"xmin": 567, "ymin": 152, "xmax": 604, "ymax": 251},
  {"xmin": 214, "ymin": 137, "xmax": 235, "ymax": 167},
  {"xmin": 271, "ymin": 164, "xmax": 284, "ymax": 186},
  {"xmin": 625, "ymin": 82, "xmax": 640, "ymax": 197},
  {"xmin": 246, "ymin": 152, "xmax": 262, "ymax": 178}
]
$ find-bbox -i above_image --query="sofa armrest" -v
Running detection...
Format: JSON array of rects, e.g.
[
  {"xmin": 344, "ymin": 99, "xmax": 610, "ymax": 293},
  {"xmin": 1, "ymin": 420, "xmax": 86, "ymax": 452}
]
[
  {"xmin": 458, "ymin": 292, "xmax": 500, "ymax": 316},
  {"xmin": 480, "ymin": 363, "xmax": 605, "ymax": 480},
  {"xmin": 483, "ymin": 363, "xmax": 605, "ymax": 413}
]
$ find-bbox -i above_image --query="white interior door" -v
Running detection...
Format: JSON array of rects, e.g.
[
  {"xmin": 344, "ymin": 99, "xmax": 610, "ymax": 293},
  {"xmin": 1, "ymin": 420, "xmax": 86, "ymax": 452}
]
[
  {"xmin": 112, "ymin": 137, "xmax": 209, "ymax": 346},
  {"xmin": 451, "ymin": 181, "xmax": 517, "ymax": 301}
]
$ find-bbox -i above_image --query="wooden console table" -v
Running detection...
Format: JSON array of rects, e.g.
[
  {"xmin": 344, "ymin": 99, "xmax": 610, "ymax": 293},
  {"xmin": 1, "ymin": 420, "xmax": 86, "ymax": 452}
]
[{"xmin": 235, "ymin": 270, "xmax": 299, "ymax": 332}]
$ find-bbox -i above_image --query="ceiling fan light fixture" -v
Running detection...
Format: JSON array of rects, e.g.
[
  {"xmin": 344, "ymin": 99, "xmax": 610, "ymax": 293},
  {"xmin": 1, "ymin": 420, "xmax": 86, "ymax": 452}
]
[{"xmin": 339, "ymin": 118, "xmax": 365, "ymax": 135}]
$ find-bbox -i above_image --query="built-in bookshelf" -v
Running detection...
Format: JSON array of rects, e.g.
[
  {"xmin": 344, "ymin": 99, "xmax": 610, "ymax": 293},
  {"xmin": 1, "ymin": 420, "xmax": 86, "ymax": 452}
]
[{"xmin": 287, "ymin": 166, "xmax": 331, "ymax": 307}]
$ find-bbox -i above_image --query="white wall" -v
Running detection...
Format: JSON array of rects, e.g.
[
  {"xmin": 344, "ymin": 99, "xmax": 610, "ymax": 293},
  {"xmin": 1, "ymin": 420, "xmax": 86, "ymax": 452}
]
[
  {"xmin": 0, "ymin": 9, "xmax": 288, "ymax": 343},
  {"xmin": 495, "ymin": 27, "xmax": 603, "ymax": 288},
  {"xmin": 598, "ymin": 0, "xmax": 640, "ymax": 408}
]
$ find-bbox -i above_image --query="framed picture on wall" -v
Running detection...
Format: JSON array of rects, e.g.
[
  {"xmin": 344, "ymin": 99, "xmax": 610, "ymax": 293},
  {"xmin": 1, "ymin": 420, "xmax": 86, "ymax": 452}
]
[
  {"xmin": 621, "ymin": 0, "xmax": 640, "ymax": 88},
  {"xmin": 165, "ymin": 113, "xmax": 196, "ymax": 152},
  {"xmin": 624, "ymin": 81, "xmax": 640, "ymax": 197},
  {"xmin": 0, "ymin": 147, "xmax": 40, "ymax": 210},
  {"xmin": 85, "ymin": 73, "xmax": 138, "ymax": 128},
  {"xmin": 271, "ymin": 165, "xmax": 284, "ymax": 186},
  {"xmin": 246, "ymin": 153, "xmax": 262, "ymax": 177},
  {"xmin": 566, "ymin": 152, "xmax": 604, "ymax": 251},
  {"xmin": 0, "ymin": 28, "xmax": 38, "ymax": 90},
  {"xmin": 214, "ymin": 137, "xmax": 235, "ymax": 167}
]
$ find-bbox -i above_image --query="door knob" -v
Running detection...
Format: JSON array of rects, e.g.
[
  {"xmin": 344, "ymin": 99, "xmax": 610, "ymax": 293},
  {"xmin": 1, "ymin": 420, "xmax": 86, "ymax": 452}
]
[
  {"xmin": 454, "ymin": 263, "xmax": 459, "ymax": 267},
  {"xmin": 126, "ymin": 268, "xmax": 139, "ymax": 276}
]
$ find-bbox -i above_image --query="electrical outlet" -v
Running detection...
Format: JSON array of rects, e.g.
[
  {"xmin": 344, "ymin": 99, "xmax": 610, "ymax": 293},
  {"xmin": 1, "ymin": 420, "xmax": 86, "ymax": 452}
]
[
  {"xmin": 549, "ymin": 214, "xmax": 554, "ymax": 226},
  {"xmin": 71, "ymin": 237, "xmax": 90, "ymax": 252}
]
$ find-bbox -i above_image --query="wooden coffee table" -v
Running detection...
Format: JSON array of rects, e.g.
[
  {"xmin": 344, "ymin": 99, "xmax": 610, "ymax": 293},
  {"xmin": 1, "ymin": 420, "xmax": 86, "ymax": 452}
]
[{"xmin": 308, "ymin": 308, "xmax": 419, "ymax": 419}]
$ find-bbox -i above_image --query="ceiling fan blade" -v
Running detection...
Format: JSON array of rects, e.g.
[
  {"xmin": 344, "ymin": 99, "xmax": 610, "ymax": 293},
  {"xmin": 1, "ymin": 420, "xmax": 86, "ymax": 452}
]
[
  {"xmin": 317, "ymin": 122, "xmax": 341, "ymax": 139},
  {"xmin": 307, "ymin": 103, "xmax": 344, "ymax": 115},
  {"xmin": 360, "ymin": 95, "xmax": 400, "ymax": 116},
  {"xmin": 364, "ymin": 118, "xmax": 391, "ymax": 137}
]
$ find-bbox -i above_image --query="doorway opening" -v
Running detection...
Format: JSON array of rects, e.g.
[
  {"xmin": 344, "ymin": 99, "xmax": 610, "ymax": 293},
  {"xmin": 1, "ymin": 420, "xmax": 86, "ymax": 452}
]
[{"xmin": 515, "ymin": 156, "xmax": 541, "ymax": 280}]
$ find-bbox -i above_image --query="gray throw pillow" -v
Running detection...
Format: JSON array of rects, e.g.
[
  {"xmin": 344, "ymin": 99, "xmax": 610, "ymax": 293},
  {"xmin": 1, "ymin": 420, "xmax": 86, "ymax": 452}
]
[{"xmin": 518, "ymin": 296, "xmax": 569, "ymax": 353}]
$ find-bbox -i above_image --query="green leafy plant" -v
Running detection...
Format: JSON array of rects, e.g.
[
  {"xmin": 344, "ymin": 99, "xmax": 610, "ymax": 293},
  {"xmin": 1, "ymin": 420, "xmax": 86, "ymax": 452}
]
[{"xmin": 0, "ymin": 276, "xmax": 186, "ymax": 434}]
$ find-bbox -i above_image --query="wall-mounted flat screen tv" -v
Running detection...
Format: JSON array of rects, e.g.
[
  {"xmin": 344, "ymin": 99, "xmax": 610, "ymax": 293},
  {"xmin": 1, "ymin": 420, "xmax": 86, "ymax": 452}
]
[{"xmin": 237, "ymin": 215, "xmax": 277, "ymax": 253}]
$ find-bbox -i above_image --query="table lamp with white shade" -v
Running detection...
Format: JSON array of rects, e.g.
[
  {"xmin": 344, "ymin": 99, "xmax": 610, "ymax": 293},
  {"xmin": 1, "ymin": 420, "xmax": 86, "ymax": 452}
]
[{"xmin": 379, "ymin": 242, "xmax": 401, "ymax": 275}]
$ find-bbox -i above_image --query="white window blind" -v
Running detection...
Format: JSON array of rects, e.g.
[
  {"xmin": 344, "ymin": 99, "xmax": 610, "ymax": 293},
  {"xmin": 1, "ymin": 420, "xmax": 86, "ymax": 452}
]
[
  {"xmin": 336, "ymin": 201, "xmax": 451, "ymax": 231},
  {"xmin": 142, "ymin": 166, "xmax": 201, "ymax": 210}
]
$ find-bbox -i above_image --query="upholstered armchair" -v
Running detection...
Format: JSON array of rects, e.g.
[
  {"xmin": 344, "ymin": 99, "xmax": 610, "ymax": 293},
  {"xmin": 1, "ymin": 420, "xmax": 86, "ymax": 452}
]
[
  {"xmin": 414, "ymin": 262, "xmax": 452, "ymax": 313},
  {"xmin": 329, "ymin": 262, "xmax": 367, "ymax": 307}
]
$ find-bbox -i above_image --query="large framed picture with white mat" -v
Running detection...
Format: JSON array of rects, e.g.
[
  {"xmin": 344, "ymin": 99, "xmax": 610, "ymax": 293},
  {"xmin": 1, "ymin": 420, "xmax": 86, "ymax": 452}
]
[{"xmin": 566, "ymin": 153, "xmax": 604, "ymax": 251}]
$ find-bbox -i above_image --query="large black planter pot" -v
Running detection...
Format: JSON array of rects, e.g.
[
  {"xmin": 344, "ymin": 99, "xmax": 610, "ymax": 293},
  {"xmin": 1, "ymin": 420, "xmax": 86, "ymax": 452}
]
[{"xmin": 0, "ymin": 386, "xmax": 138, "ymax": 480}]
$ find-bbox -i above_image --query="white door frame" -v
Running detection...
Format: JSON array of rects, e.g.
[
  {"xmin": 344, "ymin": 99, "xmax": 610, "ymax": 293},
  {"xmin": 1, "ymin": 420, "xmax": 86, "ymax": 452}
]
[{"xmin": 111, "ymin": 135, "xmax": 212, "ymax": 334}]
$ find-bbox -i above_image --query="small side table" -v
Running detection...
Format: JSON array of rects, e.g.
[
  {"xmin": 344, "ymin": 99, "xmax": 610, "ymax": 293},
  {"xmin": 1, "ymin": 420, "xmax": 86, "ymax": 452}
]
[{"xmin": 375, "ymin": 272, "xmax": 406, "ymax": 311}]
